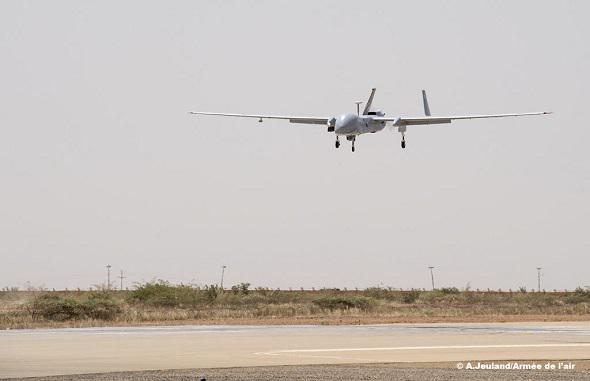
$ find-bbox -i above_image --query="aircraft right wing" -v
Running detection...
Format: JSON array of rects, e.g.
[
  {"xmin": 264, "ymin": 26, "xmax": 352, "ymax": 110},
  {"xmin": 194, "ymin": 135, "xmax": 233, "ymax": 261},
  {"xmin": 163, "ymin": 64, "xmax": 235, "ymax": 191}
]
[{"xmin": 189, "ymin": 111, "xmax": 330, "ymax": 125}]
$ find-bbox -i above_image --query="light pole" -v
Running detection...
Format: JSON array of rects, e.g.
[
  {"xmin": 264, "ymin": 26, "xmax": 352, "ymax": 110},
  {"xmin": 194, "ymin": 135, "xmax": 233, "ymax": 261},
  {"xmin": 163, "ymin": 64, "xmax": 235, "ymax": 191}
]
[
  {"xmin": 220, "ymin": 265, "xmax": 227, "ymax": 290},
  {"xmin": 536, "ymin": 267, "xmax": 542, "ymax": 292},
  {"xmin": 428, "ymin": 266, "xmax": 435, "ymax": 290},
  {"xmin": 106, "ymin": 264, "xmax": 112, "ymax": 290}
]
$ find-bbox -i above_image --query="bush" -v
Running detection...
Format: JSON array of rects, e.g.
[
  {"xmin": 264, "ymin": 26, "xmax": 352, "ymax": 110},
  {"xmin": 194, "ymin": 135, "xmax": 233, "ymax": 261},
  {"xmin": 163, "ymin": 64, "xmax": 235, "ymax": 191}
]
[
  {"xmin": 129, "ymin": 281, "xmax": 179, "ymax": 307},
  {"xmin": 574, "ymin": 287, "xmax": 590, "ymax": 296},
  {"xmin": 204, "ymin": 284, "xmax": 219, "ymax": 302},
  {"xmin": 438, "ymin": 287, "xmax": 460, "ymax": 295},
  {"xmin": 84, "ymin": 292, "xmax": 122, "ymax": 320},
  {"xmin": 312, "ymin": 296, "xmax": 374, "ymax": 311},
  {"xmin": 564, "ymin": 287, "xmax": 590, "ymax": 304},
  {"xmin": 28, "ymin": 294, "xmax": 85, "ymax": 321},
  {"xmin": 231, "ymin": 283, "xmax": 251, "ymax": 295},
  {"xmin": 128, "ymin": 281, "xmax": 203, "ymax": 308},
  {"xmin": 27, "ymin": 293, "xmax": 121, "ymax": 321},
  {"xmin": 401, "ymin": 290, "xmax": 421, "ymax": 304}
]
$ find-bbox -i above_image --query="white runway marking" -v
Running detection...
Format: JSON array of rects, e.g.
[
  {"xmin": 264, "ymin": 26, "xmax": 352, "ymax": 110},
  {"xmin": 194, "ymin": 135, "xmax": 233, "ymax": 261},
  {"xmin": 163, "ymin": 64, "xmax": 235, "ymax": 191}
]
[{"xmin": 256, "ymin": 343, "xmax": 590, "ymax": 355}]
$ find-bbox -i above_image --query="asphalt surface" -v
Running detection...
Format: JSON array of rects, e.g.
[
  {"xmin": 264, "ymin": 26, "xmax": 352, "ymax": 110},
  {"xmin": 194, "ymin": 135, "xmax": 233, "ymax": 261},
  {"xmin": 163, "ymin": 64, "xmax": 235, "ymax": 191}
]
[{"xmin": 1, "ymin": 322, "xmax": 590, "ymax": 379}]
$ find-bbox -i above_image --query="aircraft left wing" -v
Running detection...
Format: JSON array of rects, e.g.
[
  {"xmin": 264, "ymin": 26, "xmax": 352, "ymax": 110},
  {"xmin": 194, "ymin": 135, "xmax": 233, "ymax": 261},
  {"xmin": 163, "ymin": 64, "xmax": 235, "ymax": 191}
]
[
  {"xmin": 189, "ymin": 111, "xmax": 330, "ymax": 125},
  {"xmin": 374, "ymin": 111, "xmax": 551, "ymax": 126}
]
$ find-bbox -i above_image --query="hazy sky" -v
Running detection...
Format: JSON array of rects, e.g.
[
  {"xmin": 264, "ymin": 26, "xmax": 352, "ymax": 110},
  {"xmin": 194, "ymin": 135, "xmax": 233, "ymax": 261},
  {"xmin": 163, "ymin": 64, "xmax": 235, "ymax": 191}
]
[{"xmin": 1, "ymin": 1, "xmax": 588, "ymax": 291}]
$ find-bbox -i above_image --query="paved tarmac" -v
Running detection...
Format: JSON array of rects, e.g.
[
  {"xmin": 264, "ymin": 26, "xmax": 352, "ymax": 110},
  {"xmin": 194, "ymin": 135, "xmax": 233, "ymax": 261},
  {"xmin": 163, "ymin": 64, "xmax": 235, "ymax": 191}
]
[{"xmin": 1, "ymin": 322, "xmax": 590, "ymax": 379}]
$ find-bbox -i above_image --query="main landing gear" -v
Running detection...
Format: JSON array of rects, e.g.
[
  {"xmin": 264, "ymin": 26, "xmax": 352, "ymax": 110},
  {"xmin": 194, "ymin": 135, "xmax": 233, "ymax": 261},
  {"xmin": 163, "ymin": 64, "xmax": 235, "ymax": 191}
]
[
  {"xmin": 401, "ymin": 132, "xmax": 406, "ymax": 149},
  {"xmin": 340, "ymin": 135, "xmax": 356, "ymax": 152},
  {"xmin": 349, "ymin": 136, "xmax": 356, "ymax": 152}
]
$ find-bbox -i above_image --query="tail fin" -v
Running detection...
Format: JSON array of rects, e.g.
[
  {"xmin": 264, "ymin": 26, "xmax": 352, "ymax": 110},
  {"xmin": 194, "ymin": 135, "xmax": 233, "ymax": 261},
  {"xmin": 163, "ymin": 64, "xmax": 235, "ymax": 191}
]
[
  {"xmin": 422, "ymin": 90, "xmax": 431, "ymax": 116},
  {"xmin": 362, "ymin": 88, "xmax": 376, "ymax": 115}
]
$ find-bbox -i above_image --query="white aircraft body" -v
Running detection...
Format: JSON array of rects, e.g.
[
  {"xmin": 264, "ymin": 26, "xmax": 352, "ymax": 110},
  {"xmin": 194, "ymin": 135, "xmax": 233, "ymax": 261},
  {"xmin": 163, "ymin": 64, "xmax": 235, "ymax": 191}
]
[{"xmin": 190, "ymin": 89, "xmax": 551, "ymax": 151}]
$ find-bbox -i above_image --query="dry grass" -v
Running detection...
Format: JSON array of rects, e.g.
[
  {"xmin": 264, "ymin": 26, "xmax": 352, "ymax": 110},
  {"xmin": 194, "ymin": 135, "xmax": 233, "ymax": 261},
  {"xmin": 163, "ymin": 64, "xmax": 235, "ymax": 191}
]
[{"xmin": 1, "ymin": 286, "xmax": 589, "ymax": 329}]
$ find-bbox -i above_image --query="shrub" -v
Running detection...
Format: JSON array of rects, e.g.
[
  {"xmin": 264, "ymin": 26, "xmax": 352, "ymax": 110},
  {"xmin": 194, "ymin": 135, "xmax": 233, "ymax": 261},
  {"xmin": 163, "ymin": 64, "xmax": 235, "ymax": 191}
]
[
  {"xmin": 312, "ymin": 296, "xmax": 374, "ymax": 311},
  {"xmin": 401, "ymin": 290, "xmax": 421, "ymax": 304},
  {"xmin": 128, "ymin": 281, "xmax": 179, "ymax": 307},
  {"xmin": 564, "ymin": 287, "xmax": 590, "ymax": 304},
  {"xmin": 28, "ymin": 294, "xmax": 86, "ymax": 321},
  {"xmin": 231, "ymin": 283, "xmax": 251, "ymax": 295},
  {"xmin": 438, "ymin": 287, "xmax": 460, "ymax": 295},
  {"xmin": 84, "ymin": 292, "xmax": 122, "ymax": 320},
  {"xmin": 128, "ymin": 281, "xmax": 204, "ymax": 308},
  {"xmin": 574, "ymin": 287, "xmax": 590, "ymax": 296},
  {"xmin": 27, "ymin": 293, "xmax": 121, "ymax": 321},
  {"xmin": 204, "ymin": 284, "xmax": 219, "ymax": 302}
]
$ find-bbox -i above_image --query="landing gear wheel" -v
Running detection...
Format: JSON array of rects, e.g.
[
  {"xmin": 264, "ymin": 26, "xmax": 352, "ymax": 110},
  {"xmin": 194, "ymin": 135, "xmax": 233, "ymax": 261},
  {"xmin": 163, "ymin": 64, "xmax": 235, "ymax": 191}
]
[
  {"xmin": 352, "ymin": 146, "xmax": 355, "ymax": 152},
  {"xmin": 401, "ymin": 140, "xmax": 406, "ymax": 149},
  {"xmin": 335, "ymin": 140, "xmax": 340, "ymax": 148}
]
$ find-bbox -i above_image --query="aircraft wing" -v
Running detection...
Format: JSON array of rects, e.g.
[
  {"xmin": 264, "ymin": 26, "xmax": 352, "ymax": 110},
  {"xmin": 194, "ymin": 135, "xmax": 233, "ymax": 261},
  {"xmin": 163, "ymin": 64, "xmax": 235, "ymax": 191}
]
[
  {"xmin": 189, "ymin": 111, "xmax": 330, "ymax": 125},
  {"xmin": 374, "ymin": 111, "xmax": 551, "ymax": 126}
]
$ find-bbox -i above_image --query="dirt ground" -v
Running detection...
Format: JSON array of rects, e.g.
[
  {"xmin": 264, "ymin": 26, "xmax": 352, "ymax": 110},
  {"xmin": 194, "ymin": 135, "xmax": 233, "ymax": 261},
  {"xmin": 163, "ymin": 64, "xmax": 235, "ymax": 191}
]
[
  {"xmin": 6, "ymin": 362, "xmax": 590, "ymax": 381},
  {"xmin": 4, "ymin": 314, "xmax": 590, "ymax": 330}
]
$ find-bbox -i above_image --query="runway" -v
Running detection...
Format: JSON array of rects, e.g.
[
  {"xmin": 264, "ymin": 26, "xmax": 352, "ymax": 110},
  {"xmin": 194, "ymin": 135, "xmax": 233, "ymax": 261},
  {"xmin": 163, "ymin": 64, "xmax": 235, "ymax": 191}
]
[{"xmin": 1, "ymin": 322, "xmax": 590, "ymax": 378}]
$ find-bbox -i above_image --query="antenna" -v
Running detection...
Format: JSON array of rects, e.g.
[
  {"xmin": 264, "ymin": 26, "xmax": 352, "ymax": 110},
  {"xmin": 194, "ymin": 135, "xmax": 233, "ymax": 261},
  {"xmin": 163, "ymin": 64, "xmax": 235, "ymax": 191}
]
[{"xmin": 354, "ymin": 101, "xmax": 363, "ymax": 116}]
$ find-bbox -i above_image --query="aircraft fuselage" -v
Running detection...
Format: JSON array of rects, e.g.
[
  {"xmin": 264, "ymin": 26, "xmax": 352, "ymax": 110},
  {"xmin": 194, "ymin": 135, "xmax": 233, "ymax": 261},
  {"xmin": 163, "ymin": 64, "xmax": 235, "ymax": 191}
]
[{"xmin": 334, "ymin": 113, "xmax": 386, "ymax": 136}]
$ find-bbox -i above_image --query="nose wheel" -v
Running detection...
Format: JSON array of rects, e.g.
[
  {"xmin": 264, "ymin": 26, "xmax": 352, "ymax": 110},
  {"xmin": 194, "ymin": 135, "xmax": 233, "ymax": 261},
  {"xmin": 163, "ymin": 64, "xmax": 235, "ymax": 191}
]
[
  {"xmin": 335, "ymin": 137, "xmax": 340, "ymax": 148},
  {"xmin": 344, "ymin": 135, "xmax": 357, "ymax": 152}
]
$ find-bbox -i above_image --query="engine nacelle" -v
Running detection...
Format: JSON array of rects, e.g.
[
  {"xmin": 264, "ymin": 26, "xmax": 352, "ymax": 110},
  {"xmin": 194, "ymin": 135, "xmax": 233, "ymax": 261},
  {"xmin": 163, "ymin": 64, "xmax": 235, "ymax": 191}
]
[{"xmin": 327, "ymin": 117, "xmax": 336, "ymax": 132}]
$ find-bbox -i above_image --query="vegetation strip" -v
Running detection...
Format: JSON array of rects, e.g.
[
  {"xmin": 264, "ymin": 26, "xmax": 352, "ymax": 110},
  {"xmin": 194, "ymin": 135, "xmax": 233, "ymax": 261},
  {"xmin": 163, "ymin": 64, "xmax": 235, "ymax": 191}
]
[{"xmin": 1, "ymin": 281, "xmax": 589, "ymax": 329}]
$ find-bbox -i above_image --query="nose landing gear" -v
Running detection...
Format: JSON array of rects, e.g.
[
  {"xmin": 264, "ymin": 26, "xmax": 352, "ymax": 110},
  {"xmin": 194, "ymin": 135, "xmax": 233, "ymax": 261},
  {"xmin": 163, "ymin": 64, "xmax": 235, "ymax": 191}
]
[
  {"xmin": 335, "ymin": 137, "xmax": 340, "ymax": 148},
  {"xmin": 343, "ymin": 135, "xmax": 356, "ymax": 152}
]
